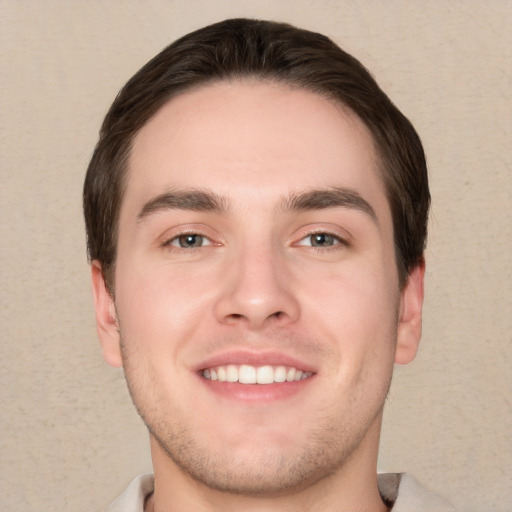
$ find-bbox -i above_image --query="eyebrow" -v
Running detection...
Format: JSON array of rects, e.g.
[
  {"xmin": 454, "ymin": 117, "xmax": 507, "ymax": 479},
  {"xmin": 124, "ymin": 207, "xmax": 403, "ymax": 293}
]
[
  {"xmin": 137, "ymin": 186, "xmax": 376, "ymax": 222},
  {"xmin": 280, "ymin": 187, "xmax": 377, "ymax": 221},
  {"xmin": 137, "ymin": 189, "xmax": 229, "ymax": 221}
]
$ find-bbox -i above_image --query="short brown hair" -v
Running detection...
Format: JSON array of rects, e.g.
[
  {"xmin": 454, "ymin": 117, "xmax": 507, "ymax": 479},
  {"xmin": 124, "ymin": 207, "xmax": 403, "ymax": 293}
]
[{"xmin": 84, "ymin": 18, "xmax": 429, "ymax": 291}]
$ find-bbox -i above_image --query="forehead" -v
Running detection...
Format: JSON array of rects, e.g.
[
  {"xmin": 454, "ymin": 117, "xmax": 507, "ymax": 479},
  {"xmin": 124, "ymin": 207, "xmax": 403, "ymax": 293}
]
[{"xmin": 125, "ymin": 80, "xmax": 387, "ymax": 215}]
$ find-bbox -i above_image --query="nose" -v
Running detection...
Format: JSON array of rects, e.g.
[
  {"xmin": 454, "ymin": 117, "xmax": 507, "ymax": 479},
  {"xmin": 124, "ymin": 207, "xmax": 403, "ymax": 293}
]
[{"xmin": 214, "ymin": 245, "xmax": 300, "ymax": 330}]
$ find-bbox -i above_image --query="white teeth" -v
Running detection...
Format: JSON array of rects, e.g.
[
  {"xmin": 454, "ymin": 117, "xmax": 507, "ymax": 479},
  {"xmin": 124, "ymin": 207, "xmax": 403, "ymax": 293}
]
[
  {"xmin": 202, "ymin": 364, "xmax": 312, "ymax": 385},
  {"xmin": 256, "ymin": 365, "xmax": 274, "ymax": 384},
  {"xmin": 274, "ymin": 366, "xmax": 287, "ymax": 383},
  {"xmin": 226, "ymin": 364, "xmax": 238, "ymax": 382},
  {"xmin": 239, "ymin": 364, "xmax": 256, "ymax": 384}
]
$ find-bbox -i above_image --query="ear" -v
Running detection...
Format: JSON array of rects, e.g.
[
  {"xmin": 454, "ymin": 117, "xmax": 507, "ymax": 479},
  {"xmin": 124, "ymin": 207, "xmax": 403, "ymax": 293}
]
[
  {"xmin": 395, "ymin": 261, "xmax": 425, "ymax": 365},
  {"xmin": 91, "ymin": 261, "xmax": 123, "ymax": 368}
]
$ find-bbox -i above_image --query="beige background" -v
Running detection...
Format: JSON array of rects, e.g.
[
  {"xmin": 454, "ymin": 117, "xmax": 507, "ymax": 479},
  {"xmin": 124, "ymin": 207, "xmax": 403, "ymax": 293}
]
[{"xmin": 1, "ymin": 1, "xmax": 511, "ymax": 511}]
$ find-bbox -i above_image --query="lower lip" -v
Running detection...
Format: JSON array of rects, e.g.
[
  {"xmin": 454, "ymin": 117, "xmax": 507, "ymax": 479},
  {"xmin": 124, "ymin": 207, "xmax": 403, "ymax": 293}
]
[{"xmin": 198, "ymin": 375, "xmax": 314, "ymax": 403}]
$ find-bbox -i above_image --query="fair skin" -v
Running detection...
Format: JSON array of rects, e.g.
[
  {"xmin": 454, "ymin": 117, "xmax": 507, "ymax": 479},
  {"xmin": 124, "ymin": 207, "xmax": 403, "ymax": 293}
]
[{"xmin": 92, "ymin": 80, "xmax": 424, "ymax": 512}]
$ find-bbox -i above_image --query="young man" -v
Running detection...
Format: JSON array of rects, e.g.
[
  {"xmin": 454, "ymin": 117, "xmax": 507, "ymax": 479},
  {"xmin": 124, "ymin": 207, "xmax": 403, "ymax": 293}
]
[{"xmin": 84, "ymin": 18, "xmax": 455, "ymax": 512}]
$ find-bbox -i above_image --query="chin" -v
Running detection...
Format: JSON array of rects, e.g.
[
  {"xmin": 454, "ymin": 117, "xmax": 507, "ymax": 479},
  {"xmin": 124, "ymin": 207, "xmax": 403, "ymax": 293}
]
[{"xmin": 147, "ymin": 406, "xmax": 381, "ymax": 497}]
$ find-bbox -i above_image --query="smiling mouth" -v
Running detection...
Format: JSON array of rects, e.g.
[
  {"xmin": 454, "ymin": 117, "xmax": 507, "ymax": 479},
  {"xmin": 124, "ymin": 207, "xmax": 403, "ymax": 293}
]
[{"xmin": 202, "ymin": 364, "xmax": 313, "ymax": 385}]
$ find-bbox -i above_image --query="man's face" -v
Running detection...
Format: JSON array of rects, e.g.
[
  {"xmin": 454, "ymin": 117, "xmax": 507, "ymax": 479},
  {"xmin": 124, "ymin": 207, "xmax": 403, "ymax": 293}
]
[{"xmin": 93, "ymin": 80, "xmax": 423, "ymax": 494}]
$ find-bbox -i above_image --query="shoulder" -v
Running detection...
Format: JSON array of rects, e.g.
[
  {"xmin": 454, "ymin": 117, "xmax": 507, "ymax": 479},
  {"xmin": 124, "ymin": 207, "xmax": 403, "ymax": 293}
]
[
  {"xmin": 105, "ymin": 474, "xmax": 154, "ymax": 512},
  {"xmin": 379, "ymin": 473, "xmax": 457, "ymax": 512}
]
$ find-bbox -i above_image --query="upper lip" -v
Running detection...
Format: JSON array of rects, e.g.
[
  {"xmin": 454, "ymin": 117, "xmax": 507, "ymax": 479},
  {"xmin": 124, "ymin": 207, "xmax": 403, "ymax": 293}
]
[{"xmin": 194, "ymin": 350, "xmax": 317, "ymax": 373}]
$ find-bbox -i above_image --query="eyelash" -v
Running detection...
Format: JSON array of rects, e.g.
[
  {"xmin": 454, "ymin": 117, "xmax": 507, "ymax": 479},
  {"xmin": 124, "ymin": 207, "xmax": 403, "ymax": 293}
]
[
  {"xmin": 162, "ymin": 231, "xmax": 215, "ymax": 250},
  {"xmin": 160, "ymin": 229, "xmax": 349, "ymax": 252},
  {"xmin": 295, "ymin": 231, "xmax": 349, "ymax": 250}
]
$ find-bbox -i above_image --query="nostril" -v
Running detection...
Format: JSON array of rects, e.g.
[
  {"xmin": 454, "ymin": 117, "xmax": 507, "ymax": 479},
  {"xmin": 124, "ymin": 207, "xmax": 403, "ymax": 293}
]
[{"xmin": 226, "ymin": 311, "xmax": 284, "ymax": 322}]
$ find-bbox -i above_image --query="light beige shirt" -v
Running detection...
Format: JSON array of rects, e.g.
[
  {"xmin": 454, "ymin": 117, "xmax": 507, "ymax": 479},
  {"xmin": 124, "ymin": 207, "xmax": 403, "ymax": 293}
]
[{"xmin": 106, "ymin": 472, "xmax": 457, "ymax": 511}]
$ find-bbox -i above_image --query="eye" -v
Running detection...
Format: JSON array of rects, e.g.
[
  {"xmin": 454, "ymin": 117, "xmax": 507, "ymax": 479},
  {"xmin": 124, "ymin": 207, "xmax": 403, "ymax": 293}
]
[
  {"xmin": 166, "ymin": 233, "xmax": 212, "ymax": 248},
  {"xmin": 296, "ymin": 232, "xmax": 346, "ymax": 248}
]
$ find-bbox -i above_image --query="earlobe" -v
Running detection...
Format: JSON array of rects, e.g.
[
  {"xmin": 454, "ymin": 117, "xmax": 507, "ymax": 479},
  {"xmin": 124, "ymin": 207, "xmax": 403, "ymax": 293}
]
[
  {"xmin": 91, "ymin": 261, "xmax": 123, "ymax": 368},
  {"xmin": 395, "ymin": 262, "xmax": 425, "ymax": 365}
]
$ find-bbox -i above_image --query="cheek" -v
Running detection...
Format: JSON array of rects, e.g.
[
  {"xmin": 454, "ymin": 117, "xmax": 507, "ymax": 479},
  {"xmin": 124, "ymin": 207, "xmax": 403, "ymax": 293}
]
[
  {"xmin": 298, "ymin": 261, "xmax": 399, "ymax": 366},
  {"xmin": 114, "ymin": 260, "xmax": 220, "ymax": 359}
]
